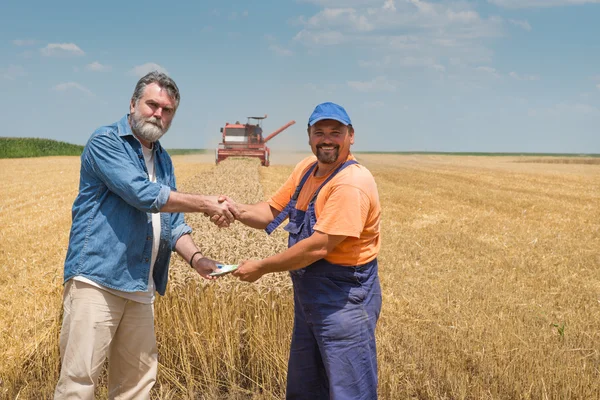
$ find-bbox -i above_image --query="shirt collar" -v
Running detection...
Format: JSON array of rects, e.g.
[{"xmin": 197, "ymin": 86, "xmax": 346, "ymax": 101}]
[{"xmin": 117, "ymin": 114, "xmax": 164, "ymax": 155}]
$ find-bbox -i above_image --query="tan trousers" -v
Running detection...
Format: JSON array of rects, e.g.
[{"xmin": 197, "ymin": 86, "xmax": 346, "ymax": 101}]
[{"xmin": 54, "ymin": 280, "xmax": 158, "ymax": 400}]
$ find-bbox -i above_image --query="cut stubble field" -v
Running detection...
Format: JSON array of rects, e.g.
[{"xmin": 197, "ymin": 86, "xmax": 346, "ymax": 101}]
[{"xmin": 0, "ymin": 153, "xmax": 598, "ymax": 399}]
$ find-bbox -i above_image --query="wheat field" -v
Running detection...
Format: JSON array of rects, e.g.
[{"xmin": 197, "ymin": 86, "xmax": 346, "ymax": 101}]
[{"xmin": 0, "ymin": 153, "xmax": 599, "ymax": 399}]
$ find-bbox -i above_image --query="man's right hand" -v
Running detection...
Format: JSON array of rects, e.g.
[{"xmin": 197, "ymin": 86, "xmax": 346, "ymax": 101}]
[
  {"xmin": 203, "ymin": 195, "xmax": 239, "ymax": 228},
  {"xmin": 203, "ymin": 195, "xmax": 237, "ymax": 225}
]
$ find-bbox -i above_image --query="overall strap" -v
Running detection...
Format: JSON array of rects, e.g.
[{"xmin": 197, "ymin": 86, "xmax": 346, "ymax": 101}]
[
  {"xmin": 292, "ymin": 162, "xmax": 318, "ymax": 200},
  {"xmin": 309, "ymin": 160, "xmax": 358, "ymax": 203},
  {"xmin": 265, "ymin": 162, "xmax": 318, "ymax": 235}
]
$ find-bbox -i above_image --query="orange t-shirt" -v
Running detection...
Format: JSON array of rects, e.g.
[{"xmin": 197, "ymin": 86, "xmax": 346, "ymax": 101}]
[{"xmin": 268, "ymin": 155, "xmax": 381, "ymax": 266}]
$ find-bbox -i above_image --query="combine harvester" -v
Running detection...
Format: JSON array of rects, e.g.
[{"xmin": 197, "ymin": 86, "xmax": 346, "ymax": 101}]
[{"xmin": 215, "ymin": 115, "xmax": 295, "ymax": 167}]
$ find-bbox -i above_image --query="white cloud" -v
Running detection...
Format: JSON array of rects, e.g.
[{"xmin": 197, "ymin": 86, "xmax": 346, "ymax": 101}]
[
  {"xmin": 293, "ymin": 0, "xmax": 504, "ymax": 69},
  {"xmin": 432, "ymin": 64, "xmax": 446, "ymax": 72},
  {"xmin": 528, "ymin": 102, "xmax": 599, "ymax": 117},
  {"xmin": 384, "ymin": 35, "xmax": 420, "ymax": 50},
  {"xmin": 1, "ymin": 65, "xmax": 26, "ymax": 80},
  {"xmin": 298, "ymin": 2, "xmax": 497, "ymax": 35},
  {"xmin": 446, "ymin": 10, "xmax": 480, "ymax": 23},
  {"xmin": 361, "ymin": 54, "xmax": 436, "ymax": 68},
  {"xmin": 509, "ymin": 19, "xmax": 532, "ymax": 30},
  {"xmin": 359, "ymin": 56, "xmax": 393, "ymax": 69},
  {"xmin": 269, "ymin": 45, "xmax": 293, "ymax": 56},
  {"xmin": 476, "ymin": 66, "xmax": 501, "ymax": 78},
  {"xmin": 303, "ymin": 8, "xmax": 374, "ymax": 32},
  {"xmin": 347, "ymin": 76, "xmax": 398, "ymax": 92},
  {"xmin": 298, "ymin": 0, "xmax": 382, "ymax": 8},
  {"xmin": 398, "ymin": 56, "xmax": 437, "ymax": 67},
  {"xmin": 489, "ymin": 0, "xmax": 600, "ymax": 8},
  {"xmin": 130, "ymin": 63, "xmax": 169, "ymax": 78},
  {"xmin": 563, "ymin": 103, "xmax": 598, "ymax": 114},
  {"xmin": 53, "ymin": 82, "xmax": 94, "ymax": 96},
  {"xmin": 509, "ymin": 71, "xmax": 540, "ymax": 81},
  {"xmin": 86, "ymin": 61, "xmax": 112, "ymax": 72},
  {"xmin": 265, "ymin": 35, "xmax": 294, "ymax": 56},
  {"xmin": 41, "ymin": 43, "xmax": 85, "ymax": 56},
  {"xmin": 303, "ymin": 82, "xmax": 341, "ymax": 95},
  {"xmin": 13, "ymin": 39, "xmax": 37, "ymax": 46},
  {"xmin": 294, "ymin": 30, "xmax": 345, "ymax": 45}
]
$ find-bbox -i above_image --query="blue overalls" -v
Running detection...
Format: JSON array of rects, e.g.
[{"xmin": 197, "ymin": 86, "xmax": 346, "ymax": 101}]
[{"xmin": 265, "ymin": 160, "xmax": 382, "ymax": 400}]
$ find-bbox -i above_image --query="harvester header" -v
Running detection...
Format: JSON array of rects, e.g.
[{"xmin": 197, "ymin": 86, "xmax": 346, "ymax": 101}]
[{"xmin": 216, "ymin": 115, "xmax": 296, "ymax": 167}]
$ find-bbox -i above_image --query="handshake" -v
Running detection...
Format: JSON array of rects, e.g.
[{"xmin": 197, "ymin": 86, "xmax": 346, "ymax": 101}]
[{"xmin": 203, "ymin": 195, "xmax": 239, "ymax": 228}]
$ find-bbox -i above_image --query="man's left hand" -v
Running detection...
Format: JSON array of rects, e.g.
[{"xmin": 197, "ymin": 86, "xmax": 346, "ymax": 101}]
[
  {"xmin": 192, "ymin": 256, "xmax": 220, "ymax": 280},
  {"xmin": 232, "ymin": 259, "xmax": 265, "ymax": 283}
]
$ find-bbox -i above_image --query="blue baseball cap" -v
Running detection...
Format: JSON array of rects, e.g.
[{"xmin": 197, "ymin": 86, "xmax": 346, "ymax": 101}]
[{"xmin": 308, "ymin": 102, "xmax": 352, "ymax": 127}]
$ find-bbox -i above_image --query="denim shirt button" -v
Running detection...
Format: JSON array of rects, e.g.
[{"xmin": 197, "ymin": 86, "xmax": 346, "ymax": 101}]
[
  {"xmin": 145, "ymin": 258, "xmax": 149, "ymax": 262},
  {"xmin": 146, "ymin": 236, "xmax": 151, "ymax": 240}
]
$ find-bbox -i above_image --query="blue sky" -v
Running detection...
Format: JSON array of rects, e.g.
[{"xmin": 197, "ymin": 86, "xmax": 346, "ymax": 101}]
[{"xmin": 1, "ymin": 0, "xmax": 599, "ymax": 153}]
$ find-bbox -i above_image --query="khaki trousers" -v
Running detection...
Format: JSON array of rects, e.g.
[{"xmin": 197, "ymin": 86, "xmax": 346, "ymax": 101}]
[{"xmin": 54, "ymin": 280, "xmax": 158, "ymax": 400}]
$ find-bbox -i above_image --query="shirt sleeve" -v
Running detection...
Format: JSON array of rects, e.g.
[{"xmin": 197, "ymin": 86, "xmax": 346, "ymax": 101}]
[
  {"xmin": 164, "ymin": 156, "xmax": 193, "ymax": 250},
  {"xmin": 267, "ymin": 157, "xmax": 318, "ymax": 211},
  {"xmin": 313, "ymin": 184, "xmax": 371, "ymax": 238},
  {"xmin": 83, "ymin": 132, "xmax": 171, "ymax": 213},
  {"xmin": 267, "ymin": 171, "xmax": 297, "ymax": 212}
]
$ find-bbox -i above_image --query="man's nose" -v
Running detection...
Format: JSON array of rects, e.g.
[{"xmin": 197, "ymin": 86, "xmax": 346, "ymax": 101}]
[{"xmin": 153, "ymin": 108, "xmax": 163, "ymax": 119}]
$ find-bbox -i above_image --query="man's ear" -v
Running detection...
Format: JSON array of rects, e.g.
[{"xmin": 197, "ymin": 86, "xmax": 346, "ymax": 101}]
[{"xmin": 129, "ymin": 99, "xmax": 135, "ymax": 114}]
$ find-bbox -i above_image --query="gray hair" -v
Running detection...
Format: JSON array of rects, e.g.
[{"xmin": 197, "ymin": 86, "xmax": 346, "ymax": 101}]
[{"xmin": 131, "ymin": 71, "xmax": 180, "ymax": 109}]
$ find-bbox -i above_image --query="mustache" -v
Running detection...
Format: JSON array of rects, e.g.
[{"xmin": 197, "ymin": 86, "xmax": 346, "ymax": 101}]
[{"xmin": 145, "ymin": 117, "xmax": 162, "ymax": 127}]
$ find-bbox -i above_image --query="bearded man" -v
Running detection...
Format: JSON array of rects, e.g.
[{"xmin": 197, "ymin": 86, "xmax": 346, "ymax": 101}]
[{"xmin": 54, "ymin": 71, "xmax": 236, "ymax": 399}]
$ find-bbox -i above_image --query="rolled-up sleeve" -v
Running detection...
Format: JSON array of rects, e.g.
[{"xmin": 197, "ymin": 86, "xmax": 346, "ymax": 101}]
[
  {"xmin": 84, "ymin": 132, "xmax": 171, "ymax": 213},
  {"xmin": 170, "ymin": 216, "xmax": 192, "ymax": 250},
  {"xmin": 153, "ymin": 185, "xmax": 171, "ymax": 212}
]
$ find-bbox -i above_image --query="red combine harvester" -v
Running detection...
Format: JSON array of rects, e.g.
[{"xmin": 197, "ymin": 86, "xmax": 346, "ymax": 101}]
[{"xmin": 215, "ymin": 115, "xmax": 296, "ymax": 166}]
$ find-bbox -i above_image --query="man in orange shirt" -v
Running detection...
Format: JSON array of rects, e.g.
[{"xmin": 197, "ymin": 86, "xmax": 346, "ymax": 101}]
[{"xmin": 217, "ymin": 102, "xmax": 382, "ymax": 399}]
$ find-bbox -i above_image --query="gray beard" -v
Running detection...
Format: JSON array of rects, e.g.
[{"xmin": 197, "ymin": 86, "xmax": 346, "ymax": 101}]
[
  {"xmin": 131, "ymin": 112, "xmax": 168, "ymax": 143},
  {"xmin": 316, "ymin": 146, "xmax": 339, "ymax": 164}
]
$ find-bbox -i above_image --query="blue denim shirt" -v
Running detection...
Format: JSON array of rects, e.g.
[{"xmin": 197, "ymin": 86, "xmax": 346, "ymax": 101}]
[{"xmin": 63, "ymin": 114, "xmax": 192, "ymax": 295}]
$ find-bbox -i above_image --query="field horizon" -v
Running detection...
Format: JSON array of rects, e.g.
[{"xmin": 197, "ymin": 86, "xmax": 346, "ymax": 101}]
[{"xmin": 2, "ymin": 137, "xmax": 599, "ymax": 159}]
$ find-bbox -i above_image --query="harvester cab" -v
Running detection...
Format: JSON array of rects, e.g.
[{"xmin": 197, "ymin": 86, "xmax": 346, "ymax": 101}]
[{"xmin": 216, "ymin": 114, "xmax": 295, "ymax": 167}]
